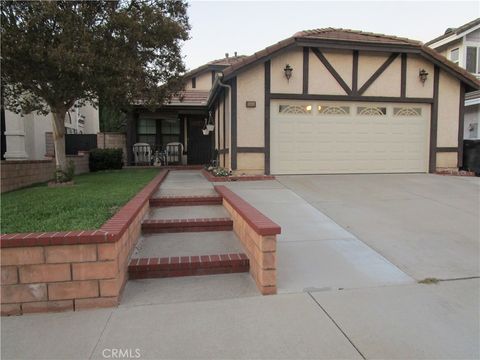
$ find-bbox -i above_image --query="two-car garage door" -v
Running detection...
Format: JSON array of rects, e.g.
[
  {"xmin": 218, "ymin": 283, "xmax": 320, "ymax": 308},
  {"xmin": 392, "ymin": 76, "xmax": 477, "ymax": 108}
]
[{"xmin": 270, "ymin": 100, "xmax": 430, "ymax": 174}]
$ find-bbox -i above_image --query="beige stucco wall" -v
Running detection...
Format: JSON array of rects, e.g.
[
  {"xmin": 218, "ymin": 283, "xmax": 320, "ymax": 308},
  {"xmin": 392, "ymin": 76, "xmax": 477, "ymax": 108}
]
[
  {"xmin": 436, "ymin": 152, "xmax": 458, "ymax": 169},
  {"xmin": 323, "ymin": 50, "xmax": 353, "ymax": 88},
  {"xmin": 363, "ymin": 55, "xmax": 401, "ymax": 97},
  {"xmin": 236, "ymin": 153, "xmax": 264, "ymax": 174},
  {"xmin": 308, "ymin": 50, "xmax": 347, "ymax": 95},
  {"xmin": 271, "ymin": 47, "xmax": 303, "ymax": 94},
  {"xmin": 237, "ymin": 63, "xmax": 265, "ymax": 147},
  {"xmin": 358, "ymin": 52, "xmax": 390, "ymax": 88},
  {"xmin": 185, "ymin": 71, "xmax": 212, "ymax": 91},
  {"xmin": 405, "ymin": 55, "xmax": 434, "ymax": 98},
  {"xmin": 437, "ymin": 70, "xmax": 460, "ymax": 148}
]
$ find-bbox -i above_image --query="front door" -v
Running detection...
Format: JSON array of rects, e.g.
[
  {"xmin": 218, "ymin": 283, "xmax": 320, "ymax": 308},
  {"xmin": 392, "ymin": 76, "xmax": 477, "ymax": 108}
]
[{"xmin": 187, "ymin": 118, "xmax": 212, "ymax": 165}]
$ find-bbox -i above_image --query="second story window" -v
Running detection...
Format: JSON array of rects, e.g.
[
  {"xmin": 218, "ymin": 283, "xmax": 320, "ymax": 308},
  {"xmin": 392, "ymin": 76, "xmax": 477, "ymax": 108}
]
[
  {"xmin": 191, "ymin": 77, "xmax": 196, "ymax": 88},
  {"xmin": 450, "ymin": 48, "xmax": 459, "ymax": 65},
  {"xmin": 466, "ymin": 46, "xmax": 479, "ymax": 74}
]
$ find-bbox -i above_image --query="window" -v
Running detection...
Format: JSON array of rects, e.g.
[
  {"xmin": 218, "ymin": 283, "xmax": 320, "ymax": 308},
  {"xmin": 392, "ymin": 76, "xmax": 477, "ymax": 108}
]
[
  {"xmin": 450, "ymin": 48, "xmax": 459, "ymax": 65},
  {"xmin": 393, "ymin": 107, "xmax": 422, "ymax": 116},
  {"xmin": 137, "ymin": 118, "xmax": 157, "ymax": 145},
  {"xmin": 161, "ymin": 119, "xmax": 180, "ymax": 147},
  {"xmin": 357, "ymin": 106, "xmax": 387, "ymax": 116},
  {"xmin": 191, "ymin": 77, "xmax": 196, "ymax": 88},
  {"xmin": 317, "ymin": 105, "xmax": 350, "ymax": 115},
  {"xmin": 466, "ymin": 46, "xmax": 478, "ymax": 73},
  {"xmin": 279, "ymin": 104, "xmax": 312, "ymax": 114}
]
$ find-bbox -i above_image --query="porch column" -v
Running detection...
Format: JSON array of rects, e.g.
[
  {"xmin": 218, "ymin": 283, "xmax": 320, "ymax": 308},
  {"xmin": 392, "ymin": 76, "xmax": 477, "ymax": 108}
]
[{"xmin": 126, "ymin": 110, "xmax": 137, "ymax": 165}]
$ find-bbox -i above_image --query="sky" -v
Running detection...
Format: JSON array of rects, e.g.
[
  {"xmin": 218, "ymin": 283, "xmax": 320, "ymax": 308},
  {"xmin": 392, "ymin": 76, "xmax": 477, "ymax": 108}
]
[{"xmin": 181, "ymin": 0, "xmax": 479, "ymax": 70}]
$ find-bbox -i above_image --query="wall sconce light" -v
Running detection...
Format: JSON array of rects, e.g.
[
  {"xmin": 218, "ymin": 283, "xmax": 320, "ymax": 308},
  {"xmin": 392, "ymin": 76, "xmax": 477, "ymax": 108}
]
[
  {"xmin": 284, "ymin": 64, "xmax": 293, "ymax": 81},
  {"xmin": 419, "ymin": 69, "xmax": 429, "ymax": 84}
]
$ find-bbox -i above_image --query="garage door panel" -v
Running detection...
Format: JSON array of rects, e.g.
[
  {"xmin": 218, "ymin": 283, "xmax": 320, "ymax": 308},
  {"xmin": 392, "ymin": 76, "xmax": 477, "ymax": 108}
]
[{"xmin": 271, "ymin": 101, "xmax": 430, "ymax": 174}]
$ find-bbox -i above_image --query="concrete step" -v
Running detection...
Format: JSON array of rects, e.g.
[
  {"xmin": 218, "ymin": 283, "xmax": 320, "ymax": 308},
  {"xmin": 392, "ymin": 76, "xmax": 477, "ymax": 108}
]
[
  {"xmin": 147, "ymin": 204, "xmax": 229, "ymax": 221},
  {"xmin": 128, "ymin": 253, "xmax": 249, "ymax": 279},
  {"xmin": 150, "ymin": 195, "xmax": 222, "ymax": 207},
  {"xmin": 141, "ymin": 218, "xmax": 233, "ymax": 233}
]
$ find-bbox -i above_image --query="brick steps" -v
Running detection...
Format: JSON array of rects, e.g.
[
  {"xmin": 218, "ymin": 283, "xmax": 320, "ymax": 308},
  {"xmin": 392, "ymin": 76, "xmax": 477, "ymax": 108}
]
[
  {"xmin": 150, "ymin": 195, "xmax": 223, "ymax": 207},
  {"xmin": 128, "ymin": 253, "xmax": 249, "ymax": 279},
  {"xmin": 141, "ymin": 218, "xmax": 233, "ymax": 233}
]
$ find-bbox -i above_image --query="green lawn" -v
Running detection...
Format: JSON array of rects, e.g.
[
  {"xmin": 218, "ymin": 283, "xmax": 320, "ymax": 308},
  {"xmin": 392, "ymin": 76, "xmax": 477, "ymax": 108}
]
[{"xmin": 1, "ymin": 169, "xmax": 159, "ymax": 234}]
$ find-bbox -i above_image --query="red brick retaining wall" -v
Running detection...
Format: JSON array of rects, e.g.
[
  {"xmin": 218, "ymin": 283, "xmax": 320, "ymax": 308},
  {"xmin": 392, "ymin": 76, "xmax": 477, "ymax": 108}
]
[
  {"xmin": 214, "ymin": 185, "xmax": 280, "ymax": 295},
  {"xmin": 1, "ymin": 151, "xmax": 90, "ymax": 193},
  {"xmin": 201, "ymin": 169, "xmax": 275, "ymax": 182},
  {"xmin": 0, "ymin": 170, "xmax": 168, "ymax": 315}
]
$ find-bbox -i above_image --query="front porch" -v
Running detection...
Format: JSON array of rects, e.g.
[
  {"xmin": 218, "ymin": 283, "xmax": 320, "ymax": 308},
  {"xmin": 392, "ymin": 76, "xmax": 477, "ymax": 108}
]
[{"xmin": 126, "ymin": 105, "xmax": 214, "ymax": 166}]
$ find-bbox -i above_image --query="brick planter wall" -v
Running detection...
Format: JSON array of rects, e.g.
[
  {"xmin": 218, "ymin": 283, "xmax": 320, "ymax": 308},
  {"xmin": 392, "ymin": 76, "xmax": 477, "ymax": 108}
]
[
  {"xmin": 214, "ymin": 186, "xmax": 281, "ymax": 295},
  {"xmin": 1, "ymin": 151, "xmax": 90, "ymax": 193},
  {"xmin": 0, "ymin": 170, "xmax": 168, "ymax": 315}
]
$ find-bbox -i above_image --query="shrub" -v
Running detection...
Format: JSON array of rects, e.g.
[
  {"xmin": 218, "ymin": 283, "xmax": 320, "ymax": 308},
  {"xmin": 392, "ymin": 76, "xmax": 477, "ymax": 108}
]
[
  {"xmin": 89, "ymin": 148, "xmax": 124, "ymax": 172},
  {"xmin": 212, "ymin": 167, "xmax": 229, "ymax": 177},
  {"xmin": 54, "ymin": 160, "xmax": 75, "ymax": 183}
]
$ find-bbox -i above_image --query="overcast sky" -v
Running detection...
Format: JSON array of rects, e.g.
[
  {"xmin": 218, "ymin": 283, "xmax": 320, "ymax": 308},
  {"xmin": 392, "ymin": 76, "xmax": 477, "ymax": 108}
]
[{"xmin": 181, "ymin": 0, "xmax": 479, "ymax": 70}]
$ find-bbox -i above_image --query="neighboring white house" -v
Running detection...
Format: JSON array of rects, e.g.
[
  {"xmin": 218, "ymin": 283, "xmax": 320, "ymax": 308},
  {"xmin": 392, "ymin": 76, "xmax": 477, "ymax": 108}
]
[
  {"xmin": 426, "ymin": 18, "xmax": 480, "ymax": 140},
  {"xmin": 3, "ymin": 103, "xmax": 99, "ymax": 160}
]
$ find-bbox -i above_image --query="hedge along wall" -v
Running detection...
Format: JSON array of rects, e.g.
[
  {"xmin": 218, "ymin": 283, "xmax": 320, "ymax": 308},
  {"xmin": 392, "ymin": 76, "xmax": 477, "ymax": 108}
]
[
  {"xmin": 0, "ymin": 170, "xmax": 168, "ymax": 315},
  {"xmin": 97, "ymin": 133, "xmax": 127, "ymax": 164},
  {"xmin": 1, "ymin": 151, "xmax": 90, "ymax": 193},
  {"xmin": 214, "ymin": 186, "xmax": 280, "ymax": 295}
]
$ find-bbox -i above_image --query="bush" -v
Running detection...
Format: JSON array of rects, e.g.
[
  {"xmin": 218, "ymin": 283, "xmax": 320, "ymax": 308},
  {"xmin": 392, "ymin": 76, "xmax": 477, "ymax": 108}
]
[
  {"xmin": 89, "ymin": 148, "xmax": 124, "ymax": 172},
  {"xmin": 54, "ymin": 160, "xmax": 75, "ymax": 183}
]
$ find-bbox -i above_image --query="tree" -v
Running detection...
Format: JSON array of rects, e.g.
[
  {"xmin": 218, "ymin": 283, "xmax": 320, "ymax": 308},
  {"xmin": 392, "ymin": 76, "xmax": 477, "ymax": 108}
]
[{"xmin": 1, "ymin": 0, "xmax": 189, "ymax": 174}]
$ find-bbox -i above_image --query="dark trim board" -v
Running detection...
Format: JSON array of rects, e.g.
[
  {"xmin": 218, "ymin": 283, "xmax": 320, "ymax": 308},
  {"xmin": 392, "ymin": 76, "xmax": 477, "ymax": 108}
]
[
  {"xmin": 358, "ymin": 53, "xmax": 399, "ymax": 95},
  {"xmin": 401, "ymin": 53, "xmax": 407, "ymax": 98},
  {"xmin": 458, "ymin": 84, "xmax": 465, "ymax": 167},
  {"xmin": 303, "ymin": 47, "xmax": 309, "ymax": 94},
  {"xmin": 264, "ymin": 60, "xmax": 271, "ymax": 175},
  {"xmin": 237, "ymin": 147, "xmax": 265, "ymax": 153},
  {"xmin": 231, "ymin": 77, "xmax": 237, "ymax": 170},
  {"xmin": 311, "ymin": 48, "xmax": 351, "ymax": 95},
  {"xmin": 218, "ymin": 148, "xmax": 229, "ymax": 154},
  {"xmin": 297, "ymin": 40, "xmax": 420, "ymax": 54},
  {"xmin": 352, "ymin": 50, "xmax": 359, "ymax": 95},
  {"xmin": 436, "ymin": 147, "xmax": 458, "ymax": 152},
  {"xmin": 270, "ymin": 93, "xmax": 434, "ymax": 103},
  {"xmin": 429, "ymin": 65, "xmax": 440, "ymax": 173}
]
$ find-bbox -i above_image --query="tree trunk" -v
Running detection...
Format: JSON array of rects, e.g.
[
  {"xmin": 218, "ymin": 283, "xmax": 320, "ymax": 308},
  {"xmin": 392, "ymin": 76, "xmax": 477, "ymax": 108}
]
[{"xmin": 52, "ymin": 109, "xmax": 67, "ymax": 171}]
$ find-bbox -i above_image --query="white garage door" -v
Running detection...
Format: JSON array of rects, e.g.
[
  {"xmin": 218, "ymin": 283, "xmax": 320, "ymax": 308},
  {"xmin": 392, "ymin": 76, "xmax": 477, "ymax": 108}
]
[{"xmin": 270, "ymin": 100, "xmax": 430, "ymax": 174}]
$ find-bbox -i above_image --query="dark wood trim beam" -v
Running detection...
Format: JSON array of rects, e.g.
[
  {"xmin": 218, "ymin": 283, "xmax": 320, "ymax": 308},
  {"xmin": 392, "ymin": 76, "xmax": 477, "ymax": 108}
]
[
  {"xmin": 401, "ymin": 53, "xmax": 407, "ymax": 98},
  {"xmin": 303, "ymin": 47, "xmax": 309, "ymax": 94},
  {"xmin": 358, "ymin": 53, "xmax": 399, "ymax": 95},
  {"xmin": 429, "ymin": 65, "xmax": 440, "ymax": 173},
  {"xmin": 237, "ymin": 147, "xmax": 265, "ymax": 153},
  {"xmin": 231, "ymin": 77, "xmax": 237, "ymax": 170},
  {"xmin": 458, "ymin": 84, "xmax": 465, "ymax": 167},
  {"xmin": 352, "ymin": 50, "xmax": 359, "ymax": 95},
  {"xmin": 270, "ymin": 93, "xmax": 434, "ymax": 104},
  {"xmin": 265, "ymin": 60, "xmax": 271, "ymax": 175},
  {"xmin": 296, "ymin": 40, "xmax": 420, "ymax": 54},
  {"xmin": 436, "ymin": 147, "xmax": 458, "ymax": 152},
  {"xmin": 218, "ymin": 148, "xmax": 229, "ymax": 154},
  {"xmin": 211, "ymin": 70, "xmax": 216, "ymax": 85},
  {"xmin": 311, "ymin": 48, "xmax": 352, "ymax": 95}
]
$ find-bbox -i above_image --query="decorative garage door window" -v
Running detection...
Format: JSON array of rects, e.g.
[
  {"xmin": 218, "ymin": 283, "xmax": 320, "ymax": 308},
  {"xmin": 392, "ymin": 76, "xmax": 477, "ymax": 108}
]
[
  {"xmin": 317, "ymin": 105, "xmax": 350, "ymax": 115},
  {"xmin": 357, "ymin": 106, "xmax": 387, "ymax": 116},
  {"xmin": 393, "ymin": 107, "xmax": 422, "ymax": 116},
  {"xmin": 279, "ymin": 104, "xmax": 312, "ymax": 114}
]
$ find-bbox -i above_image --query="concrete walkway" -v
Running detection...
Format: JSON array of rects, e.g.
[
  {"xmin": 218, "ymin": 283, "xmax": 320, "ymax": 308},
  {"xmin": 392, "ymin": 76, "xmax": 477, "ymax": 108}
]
[{"xmin": 2, "ymin": 171, "xmax": 479, "ymax": 359}]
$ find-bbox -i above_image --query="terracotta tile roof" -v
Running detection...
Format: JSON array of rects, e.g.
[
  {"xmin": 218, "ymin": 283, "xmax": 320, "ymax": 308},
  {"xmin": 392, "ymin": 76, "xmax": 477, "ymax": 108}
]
[
  {"xmin": 425, "ymin": 18, "xmax": 480, "ymax": 46},
  {"xmin": 222, "ymin": 27, "xmax": 480, "ymax": 90},
  {"xmin": 166, "ymin": 90, "xmax": 209, "ymax": 106},
  {"xmin": 184, "ymin": 55, "xmax": 247, "ymax": 79}
]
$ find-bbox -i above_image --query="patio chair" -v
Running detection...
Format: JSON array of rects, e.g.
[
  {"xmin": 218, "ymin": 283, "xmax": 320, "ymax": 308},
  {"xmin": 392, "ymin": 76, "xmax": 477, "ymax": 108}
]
[
  {"xmin": 166, "ymin": 142, "xmax": 184, "ymax": 165},
  {"xmin": 133, "ymin": 143, "xmax": 152, "ymax": 165}
]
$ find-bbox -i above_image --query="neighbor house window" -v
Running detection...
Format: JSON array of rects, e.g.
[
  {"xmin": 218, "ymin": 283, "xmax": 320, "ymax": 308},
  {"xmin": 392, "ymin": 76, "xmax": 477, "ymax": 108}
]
[
  {"xmin": 137, "ymin": 118, "xmax": 157, "ymax": 145},
  {"xmin": 357, "ymin": 106, "xmax": 387, "ymax": 116},
  {"xmin": 466, "ymin": 46, "xmax": 479, "ymax": 73},
  {"xmin": 450, "ymin": 48, "xmax": 459, "ymax": 65},
  {"xmin": 161, "ymin": 119, "xmax": 180, "ymax": 146},
  {"xmin": 191, "ymin": 77, "xmax": 196, "ymax": 88},
  {"xmin": 279, "ymin": 104, "xmax": 312, "ymax": 114}
]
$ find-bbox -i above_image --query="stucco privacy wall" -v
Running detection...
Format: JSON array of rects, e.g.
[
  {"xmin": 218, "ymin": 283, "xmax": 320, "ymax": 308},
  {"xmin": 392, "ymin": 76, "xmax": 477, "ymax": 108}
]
[
  {"xmin": 0, "ymin": 170, "xmax": 167, "ymax": 315},
  {"xmin": 1, "ymin": 151, "xmax": 90, "ymax": 193}
]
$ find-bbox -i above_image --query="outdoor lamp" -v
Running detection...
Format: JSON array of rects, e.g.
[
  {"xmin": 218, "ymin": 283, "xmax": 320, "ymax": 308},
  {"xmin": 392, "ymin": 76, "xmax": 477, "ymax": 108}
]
[
  {"xmin": 284, "ymin": 64, "xmax": 293, "ymax": 81},
  {"xmin": 419, "ymin": 68, "xmax": 429, "ymax": 84}
]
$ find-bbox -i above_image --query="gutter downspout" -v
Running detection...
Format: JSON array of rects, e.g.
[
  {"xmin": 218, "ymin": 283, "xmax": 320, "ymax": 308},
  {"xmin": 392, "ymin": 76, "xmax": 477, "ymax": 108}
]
[{"xmin": 216, "ymin": 74, "xmax": 232, "ymax": 171}]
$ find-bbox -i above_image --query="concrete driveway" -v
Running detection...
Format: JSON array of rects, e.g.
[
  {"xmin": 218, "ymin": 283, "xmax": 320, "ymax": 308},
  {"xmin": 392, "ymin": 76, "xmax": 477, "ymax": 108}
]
[{"xmin": 277, "ymin": 173, "xmax": 480, "ymax": 281}]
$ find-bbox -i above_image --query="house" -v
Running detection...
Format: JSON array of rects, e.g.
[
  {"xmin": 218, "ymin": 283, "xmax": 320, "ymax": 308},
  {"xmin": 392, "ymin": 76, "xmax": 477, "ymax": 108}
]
[
  {"xmin": 1, "ymin": 102, "xmax": 99, "ymax": 160},
  {"xmin": 426, "ymin": 18, "xmax": 480, "ymax": 141},
  {"xmin": 126, "ymin": 28, "xmax": 480, "ymax": 175}
]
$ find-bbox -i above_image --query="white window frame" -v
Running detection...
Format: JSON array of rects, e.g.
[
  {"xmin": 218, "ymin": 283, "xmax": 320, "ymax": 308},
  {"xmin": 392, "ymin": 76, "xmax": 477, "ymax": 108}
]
[
  {"xmin": 464, "ymin": 44, "xmax": 480, "ymax": 75},
  {"xmin": 450, "ymin": 47, "xmax": 460, "ymax": 65}
]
